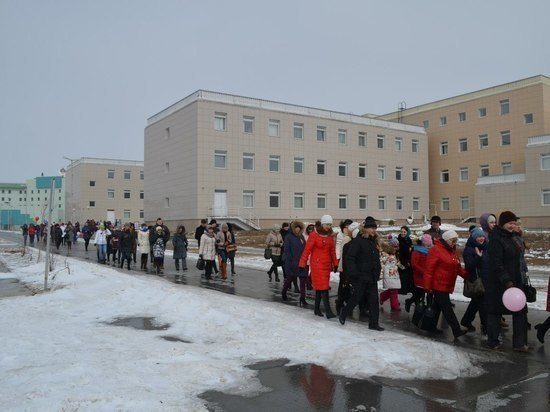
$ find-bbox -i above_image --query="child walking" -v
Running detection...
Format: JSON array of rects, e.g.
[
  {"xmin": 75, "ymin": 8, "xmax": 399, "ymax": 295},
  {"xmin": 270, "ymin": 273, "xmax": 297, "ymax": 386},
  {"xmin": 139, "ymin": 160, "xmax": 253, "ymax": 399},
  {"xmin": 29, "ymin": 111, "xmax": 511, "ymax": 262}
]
[
  {"xmin": 152, "ymin": 236, "xmax": 165, "ymax": 275},
  {"xmin": 379, "ymin": 238, "xmax": 402, "ymax": 311}
]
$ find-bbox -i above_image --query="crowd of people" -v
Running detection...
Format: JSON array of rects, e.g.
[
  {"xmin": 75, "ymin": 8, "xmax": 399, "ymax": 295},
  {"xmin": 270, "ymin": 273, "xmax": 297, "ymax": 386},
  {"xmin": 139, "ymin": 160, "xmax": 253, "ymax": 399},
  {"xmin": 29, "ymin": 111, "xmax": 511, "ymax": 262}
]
[{"xmin": 20, "ymin": 212, "xmax": 550, "ymax": 348}]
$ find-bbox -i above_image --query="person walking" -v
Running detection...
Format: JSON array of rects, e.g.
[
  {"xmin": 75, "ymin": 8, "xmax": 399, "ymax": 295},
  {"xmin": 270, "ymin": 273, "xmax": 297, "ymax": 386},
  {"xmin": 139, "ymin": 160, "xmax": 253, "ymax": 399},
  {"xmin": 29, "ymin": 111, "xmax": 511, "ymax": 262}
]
[
  {"xmin": 405, "ymin": 234, "xmax": 434, "ymax": 313},
  {"xmin": 22, "ymin": 224, "xmax": 28, "ymax": 246},
  {"xmin": 81, "ymin": 220, "xmax": 94, "ymax": 252},
  {"xmin": 118, "ymin": 223, "xmax": 134, "ymax": 270},
  {"xmin": 65, "ymin": 223, "xmax": 74, "ymax": 251},
  {"xmin": 172, "ymin": 225, "xmax": 189, "ymax": 277},
  {"xmin": 379, "ymin": 238, "xmax": 402, "ymax": 312},
  {"xmin": 215, "ymin": 223, "xmax": 234, "ymax": 280},
  {"xmin": 397, "ymin": 226, "xmax": 413, "ymax": 295},
  {"xmin": 534, "ymin": 275, "xmax": 550, "ymax": 343},
  {"xmin": 335, "ymin": 221, "xmax": 360, "ymax": 314},
  {"xmin": 424, "ymin": 230, "xmax": 470, "ymax": 339},
  {"xmin": 486, "ymin": 211, "xmax": 529, "ymax": 351},
  {"xmin": 424, "ymin": 215, "xmax": 445, "ymax": 244},
  {"xmin": 299, "ymin": 215, "xmax": 338, "ymax": 319},
  {"xmin": 265, "ymin": 224, "xmax": 284, "ymax": 282},
  {"xmin": 282, "ymin": 220, "xmax": 308, "ymax": 306},
  {"xmin": 339, "ymin": 217, "xmax": 383, "ymax": 330},
  {"xmin": 28, "ymin": 224, "xmax": 36, "ymax": 246},
  {"xmin": 137, "ymin": 223, "xmax": 150, "ymax": 271},
  {"xmin": 93, "ymin": 223, "xmax": 111, "ymax": 264},
  {"xmin": 226, "ymin": 223, "xmax": 237, "ymax": 275},
  {"xmin": 195, "ymin": 219, "xmax": 207, "ymax": 249},
  {"xmin": 199, "ymin": 225, "xmax": 217, "ymax": 280},
  {"xmin": 152, "ymin": 227, "xmax": 166, "ymax": 275}
]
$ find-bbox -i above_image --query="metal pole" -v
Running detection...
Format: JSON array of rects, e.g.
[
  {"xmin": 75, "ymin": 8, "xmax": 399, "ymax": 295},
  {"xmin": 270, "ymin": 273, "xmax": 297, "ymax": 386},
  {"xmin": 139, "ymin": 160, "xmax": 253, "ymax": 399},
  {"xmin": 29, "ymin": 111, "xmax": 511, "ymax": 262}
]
[{"xmin": 44, "ymin": 177, "xmax": 55, "ymax": 290}]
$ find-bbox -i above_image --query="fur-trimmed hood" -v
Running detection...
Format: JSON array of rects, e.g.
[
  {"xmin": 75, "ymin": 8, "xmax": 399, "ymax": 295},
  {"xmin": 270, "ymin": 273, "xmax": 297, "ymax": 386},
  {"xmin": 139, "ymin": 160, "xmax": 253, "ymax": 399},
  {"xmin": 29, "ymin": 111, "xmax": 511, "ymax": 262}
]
[
  {"xmin": 290, "ymin": 220, "xmax": 305, "ymax": 236},
  {"xmin": 357, "ymin": 224, "xmax": 378, "ymax": 240}
]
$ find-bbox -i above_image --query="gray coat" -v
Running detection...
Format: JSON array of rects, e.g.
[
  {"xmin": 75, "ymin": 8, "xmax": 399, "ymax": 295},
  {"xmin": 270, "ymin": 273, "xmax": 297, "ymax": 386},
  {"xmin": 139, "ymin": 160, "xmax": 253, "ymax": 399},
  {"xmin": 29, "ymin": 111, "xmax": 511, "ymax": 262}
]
[{"xmin": 172, "ymin": 233, "xmax": 188, "ymax": 259}]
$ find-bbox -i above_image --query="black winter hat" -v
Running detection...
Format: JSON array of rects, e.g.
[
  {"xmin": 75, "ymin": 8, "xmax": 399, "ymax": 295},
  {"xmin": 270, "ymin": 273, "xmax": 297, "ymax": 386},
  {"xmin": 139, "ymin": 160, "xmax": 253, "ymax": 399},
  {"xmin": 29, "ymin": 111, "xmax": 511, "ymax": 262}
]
[
  {"xmin": 364, "ymin": 216, "xmax": 377, "ymax": 229},
  {"xmin": 498, "ymin": 211, "xmax": 518, "ymax": 226},
  {"xmin": 430, "ymin": 215, "xmax": 442, "ymax": 224}
]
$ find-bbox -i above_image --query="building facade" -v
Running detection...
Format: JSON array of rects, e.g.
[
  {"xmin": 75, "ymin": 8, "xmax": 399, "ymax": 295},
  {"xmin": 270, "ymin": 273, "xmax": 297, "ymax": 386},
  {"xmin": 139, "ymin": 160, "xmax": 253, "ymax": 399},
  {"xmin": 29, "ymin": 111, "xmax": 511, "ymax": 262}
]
[
  {"xmin": 63, "ymin": 158, "xmax": 144, "ymax": 225},
  {"xmin": 145, "ymin": 90, "xmax": 429, "ymax": 231},
  {"xmin": 378, "ymin": 75, "xmax": 550, "ymax": 226}
]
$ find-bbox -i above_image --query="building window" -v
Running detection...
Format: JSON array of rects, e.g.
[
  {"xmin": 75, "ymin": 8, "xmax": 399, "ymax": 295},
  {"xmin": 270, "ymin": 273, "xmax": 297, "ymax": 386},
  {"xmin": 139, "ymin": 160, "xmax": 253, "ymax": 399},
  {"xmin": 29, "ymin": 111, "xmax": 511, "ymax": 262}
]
[
  {"xmin": 294, "ymin": 193, "xmax": 305, "ymax": 209},
  {"xmin": 394, "ymin": 137, "xmax": 403, "ymax": 152},
  {"xmin": 422, "ymin": 120, "xmax": 429, "ymax": 129},
  {"xmin": 459, "ymin": 167, "xmax": 469, "ymax": 182},
  {"xmin": 412, "ymin": 168, "xmax": 419, "ymax": 182},
  {"xmin": 214, "ymin": 112, "xmax": 227, "ymax": 131},
  {"xmin": 358, "ymin": 132, "xmax": 367, "ymax": 147},
  {"xmin": 501, "ymin": 130, "xmax": 511, "ymax": 146},
  {"xmin": 140, "ymin": 210, "xmax": 144, "ymax": 219},
  {"xmin": 124, "ymin": 170, "xmax": 131, "ymax": 179},
  {"xmin": 459, "ymin": 138, "xmax": 468, "ymax": 152},
  {"xmin": 165, "ymin": 162, "xmax": 170, "ymax": 172},
  {"xmin": 413, "ymin": 197, "xmax": 420, "ymax": 211},
  {"xmin": 293, "ymin": 123, "xmax": 304, "ymax": 139},
  {"xmin": 541, "ymin": 154, "xmax": 550, "ymax": 170},
  {"xmin": 440, "ymin": 141, "xmax": 448, "ymax": 155},
  {"xmin": 317, "ymin": 193, "xmax": 326, "ymax": 209},
  {"xmin": 458, "ymin": 112, "xmax": 466, "ymax": 122},
  {"xmin": 294, "ymin": 157, "xmax": 304, "ymax": 174},
  {"xmin": 479, "ymin": 134, "xmax": 489, "ymax": 149},
  {"xmin": 317, "ymin": 160, "xmax": 326, "ymax": 175},
  {"xmin": 124, "ymin": 190, "xmax": 131, "ymax": 199},
  {"xmin": 338, "ymin": 161, "xmax": 347, "ymax": 177},
  {"xmin": 165, "ymin": 197, "xmax": 170, "ymax": 208},
  {"xmin": 377, "ymin": 165, "xmax": 386, "ymax": 180},
  {"xmin": 165, "ymin": 127, "xmax": 170, "ymax": 139},
  {"xmin": 542, "ymin": 189, "xmax": 550, "ymax": 206},
  {"xmin": 89, "ymin": 181, "xmax": 95, "ymax": 187},
  {"xmin": 377, "ymin": 135, "xmax": 385, "ymax": 149},
  {"xmin": 395, "ymin": 167, "xmax": 403, "ymax": 181},
  {"xmin": 441, "ymin": 169, "xmax": 450, "ymax": 183},
  {"xmin": 140, "ymin": 190, "xmax": 144, "ymax": 200},
  {"xmin": 378, "ymin": 196, "xmax": 386, "ymax": 210},
  {"xmin": 480, "ymin": 164, "xmax": 490, "ymax": 177},
  {"xmin": 358, "ymin": 163, "xmax": 367, "ymax": 178},
  {"xmin": 396, "ymin": 196, "xmax": 403, "ymax": 211},
  {"xmin": 479, "ymin": 107, "xmax": 487, "ymax": 117},
  {"xmin": 269, "ymin": 155, "xmax": 280, "ymax": 172},
  {"xmin": 501, "ymin": 162, "xmax": 512, "ymax": 175},
  {"xmin": 441, "ymin": 198, "xmax": 450, "ymax": 211},
  {"xmin": 268, "ymin": 119, "xmax": 280, "ymax": 137},
  {"xmin": 412, "ymin": 139, "xmax": 419, "ymax": 153},
  {"xmin": 316, "ymin": 126, "xmax": 326, "ymax": 142},
  {"xmin": 439, "ymin": 116, "xmax": 447, "ymax": 126},
  {"xmin": 359, "ymin": 195, "xmax": 367, "ymax": 209},
  {"xmin": 500, "ymin": 99, "xmax": 510, "ymax": 115},
  {"xmin": 124, "ymin": 209, "xmax": 131, "ymax": 219},
  {"xmin": 243, "ymin": 153, "xmax": 255, "ymax": 171},
  {"xmin": 89, "ymin": 201, "xmax": 95, "ymax": 207},
  {"xmin": 107, "ymin": 189, "xmax": 115, "ymax": 199},
  {"xmin": 214, "ymin": 150, "xmax": 227, "ymax": 169},
  {"xmin": 269, "ymin": 192, "xmax": 280, "ymax": 208},
  {"xmin": 243, "ymin": 190, "xmax": 254, "ymax": 208},
  {"xmin": 460, "ymin": 197, "xmax": 469, "ymax": 211},
  {"xmin": 338, "ymin": 129, "xmax": 347, "ymax": 144},
  {"xmin": 338, "ymin": 194, "xmax": 347, "ymax": 209},
  {"xmin": 243, "ymin": 116, "xmax": 254, "ymax": 133},
  {"xmin": 140, "ymin": 171, "xmax": 144, "ymax": 180},
  {"xmin": 107, "ymin": 169, "xmax": 115, "ymax": 179},
  {"xmin": 524, "ymin": 113, "xmax": 534, "ymax": 124}
]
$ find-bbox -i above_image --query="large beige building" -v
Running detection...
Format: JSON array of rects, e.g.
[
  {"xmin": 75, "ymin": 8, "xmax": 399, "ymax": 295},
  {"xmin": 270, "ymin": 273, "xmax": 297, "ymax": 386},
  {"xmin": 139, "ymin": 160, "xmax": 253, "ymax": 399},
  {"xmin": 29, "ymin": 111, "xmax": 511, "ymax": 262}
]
[
  {"xmin": 379, "ymin": 75, "xmax": 550, "ymax": 226},
  {"xmin": 144, "ymin": 90, "xmax": 429, "ymax": 230},
  {"xmin": 63, "ymin": 158, "xmax": 144, "ymax": 224}
]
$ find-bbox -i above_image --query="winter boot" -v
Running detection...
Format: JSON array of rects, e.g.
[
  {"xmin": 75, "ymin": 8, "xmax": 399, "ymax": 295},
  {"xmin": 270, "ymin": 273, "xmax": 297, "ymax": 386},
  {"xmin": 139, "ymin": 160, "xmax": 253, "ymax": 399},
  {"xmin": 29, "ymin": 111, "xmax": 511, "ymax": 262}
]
[
  {"xmin": 221, "ymin": 262, "xmax": 228, "ymax": 280},
  {"xmin": 314, "ymin": 291, "xmax": 323, "ymax": 317},
  {"xmin": 535, "ymin": 317, "xmax": 550, "ymax": 344},
  {"xmin": 322, "ymin": 291, "xmax": 336, "ymax": 319}
]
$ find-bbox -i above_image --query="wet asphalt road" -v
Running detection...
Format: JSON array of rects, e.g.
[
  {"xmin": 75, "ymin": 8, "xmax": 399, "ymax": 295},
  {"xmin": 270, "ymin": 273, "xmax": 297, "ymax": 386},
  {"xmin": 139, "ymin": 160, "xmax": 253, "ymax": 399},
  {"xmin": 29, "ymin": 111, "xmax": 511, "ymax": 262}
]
[{"xmin": 1, "ymin": 231, "xmax": 550, "ymax": 411}]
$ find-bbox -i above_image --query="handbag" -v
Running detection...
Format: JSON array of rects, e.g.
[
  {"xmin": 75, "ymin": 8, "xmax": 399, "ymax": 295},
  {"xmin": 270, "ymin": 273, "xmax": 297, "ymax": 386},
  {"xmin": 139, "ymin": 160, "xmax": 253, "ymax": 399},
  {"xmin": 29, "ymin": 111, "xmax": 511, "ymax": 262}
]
[
  {"xmin": 419, "ymin": 303, "xmax": 439, "ymax": 331},
  {"xmin": 264, "ymin": 247, "xmax": 272, "ymax": 260},
  {"xmin": 226, "ymin": 243, "xmax": 237, "ymax": 252},
  {"xmin": 463, "ymin": 276, "xmax": 485, "ymax": 299},
  {"xmin": 196, "ymin": 257, "xmax": 205, "ymax": 271},
  {"xmin": 411, "ymin": 299, "xmax": 426, "ymax": 327},
  {"xmin": 523, "ymin": 276, "xmax": 537, "ymax": 303}
]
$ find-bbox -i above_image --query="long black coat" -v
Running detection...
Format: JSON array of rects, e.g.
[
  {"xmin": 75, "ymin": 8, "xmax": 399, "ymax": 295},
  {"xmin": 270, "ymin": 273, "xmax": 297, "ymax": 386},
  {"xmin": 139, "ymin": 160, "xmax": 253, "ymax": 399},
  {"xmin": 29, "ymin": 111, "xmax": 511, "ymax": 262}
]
[
  {"xmin": 485, "ymin": 226, "xmax": 526, "ymax": 315},
  {"xmin": 344, "ymin": 231, "xmax": 381, "ymax": 284}
]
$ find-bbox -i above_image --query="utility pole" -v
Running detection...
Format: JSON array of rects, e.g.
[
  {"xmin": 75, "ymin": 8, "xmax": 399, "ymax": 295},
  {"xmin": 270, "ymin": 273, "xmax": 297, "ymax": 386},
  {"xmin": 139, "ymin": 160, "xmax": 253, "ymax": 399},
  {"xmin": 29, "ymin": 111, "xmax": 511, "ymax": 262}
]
[{"xmin": 44, "ymin": 177, "xmax": 55, "ymax": 290}]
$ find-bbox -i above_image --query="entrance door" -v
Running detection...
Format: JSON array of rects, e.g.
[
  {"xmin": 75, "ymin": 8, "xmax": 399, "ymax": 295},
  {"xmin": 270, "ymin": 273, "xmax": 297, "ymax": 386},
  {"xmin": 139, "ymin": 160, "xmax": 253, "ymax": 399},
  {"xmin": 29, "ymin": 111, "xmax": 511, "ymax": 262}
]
[
  {"xmin": 213, "ymin": 190, "xmax": 227, "ymax": 216},
  {"xmin": 107, "ymin": 209, "xmax": 115, "ymax": 224}
]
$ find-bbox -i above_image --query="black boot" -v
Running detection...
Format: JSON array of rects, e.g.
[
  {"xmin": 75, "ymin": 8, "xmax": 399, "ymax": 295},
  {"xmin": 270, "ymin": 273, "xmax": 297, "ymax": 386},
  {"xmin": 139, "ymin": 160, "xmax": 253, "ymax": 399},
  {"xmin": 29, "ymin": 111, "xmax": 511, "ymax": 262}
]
[
  {"xmin": 322, "ymin": 291, "xmax": 336, "ymax": 319},
  {"xmin": 299, "ymin": 297, "xmax": 308, "ymax": 307},
  {"xmin": 335, "ymin": 299, "xmax": 341, "ymax": 315},
  {"xmin": 314, "ymin": 291, "xmax": 323, "ymax": 317},
  {"xmin": 282, "ymin": 288, "xmax": 288, "ymax": 301},
  {"xmin": 535, "ymin": 317, "xmax": 550, "ymax": 344}
]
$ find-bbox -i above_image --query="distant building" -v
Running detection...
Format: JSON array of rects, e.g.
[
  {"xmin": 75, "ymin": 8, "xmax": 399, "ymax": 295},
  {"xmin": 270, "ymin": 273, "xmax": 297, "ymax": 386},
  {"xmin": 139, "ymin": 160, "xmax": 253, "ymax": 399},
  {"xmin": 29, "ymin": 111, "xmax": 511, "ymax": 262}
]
[
  {"xmin": 24, "ymin": 176, "xmax": 65, "ymax": 224},
  {"xmin": 62, "ymin": 157, "xmax": 144, "ymax": 225},
  {"xmin": 378, "ymin": 75, "xmax": 550, "ymax": 227},
  {"xmin": 145, "ymin": 90, "xmax": 429, "ymax": 230},
  {"xmin": 0, "ymin": 182, "xmax": 29, "ymax": 229}
]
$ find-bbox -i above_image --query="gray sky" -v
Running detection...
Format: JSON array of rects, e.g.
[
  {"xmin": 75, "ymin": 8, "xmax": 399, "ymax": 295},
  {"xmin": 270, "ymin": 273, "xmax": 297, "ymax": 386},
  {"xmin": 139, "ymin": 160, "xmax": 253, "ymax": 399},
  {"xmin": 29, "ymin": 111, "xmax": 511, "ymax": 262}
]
[{"xmin": 1, "ymin": 0, "xmax": 549, "ymax": 183}]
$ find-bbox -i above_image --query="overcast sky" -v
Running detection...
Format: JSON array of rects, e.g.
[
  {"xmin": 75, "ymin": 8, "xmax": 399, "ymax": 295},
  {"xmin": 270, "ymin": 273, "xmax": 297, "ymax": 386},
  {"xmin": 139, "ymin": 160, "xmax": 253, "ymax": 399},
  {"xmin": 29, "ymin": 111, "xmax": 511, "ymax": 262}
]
[{"xmin": 1, "ymin": 0, "xmax": 549, "ymax": 183}]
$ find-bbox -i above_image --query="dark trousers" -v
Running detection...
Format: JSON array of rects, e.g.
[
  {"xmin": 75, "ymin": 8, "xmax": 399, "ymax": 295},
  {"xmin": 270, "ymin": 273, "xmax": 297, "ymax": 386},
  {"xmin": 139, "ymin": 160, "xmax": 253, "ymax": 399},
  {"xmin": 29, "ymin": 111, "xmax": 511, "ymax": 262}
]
[
  {"xmin": 282, "ymin": 276, "xmax": 306, "ymax": 299},
  {"xmin": 432, "ymin": 291, "xmax": 461, "ymax": 337},
  {"xmin": 204, "ymin": 260, "xmax": 214, "ymax": 279},
  {"xmin": 140, "ymin": 253, "xmax": 148, "ymax": 269},
  {"xmin": 487, "ymin": 312, "xmax": 528, "ymax": 348},
  {"xmin": 461, "ymin": 296, "xmax": 487, "ymax": 328},
  {"xmin": 342, "ymin": 281, "xmax": 379, "ymax": 328}
]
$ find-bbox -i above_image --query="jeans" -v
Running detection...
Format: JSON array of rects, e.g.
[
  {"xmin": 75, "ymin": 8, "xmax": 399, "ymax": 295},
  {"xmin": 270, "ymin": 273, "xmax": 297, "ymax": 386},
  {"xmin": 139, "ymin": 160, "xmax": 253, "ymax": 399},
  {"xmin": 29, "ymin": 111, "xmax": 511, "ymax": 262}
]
[{"xmin": 97, "ymin": 244, "xmax": 107, "ymax": 262}]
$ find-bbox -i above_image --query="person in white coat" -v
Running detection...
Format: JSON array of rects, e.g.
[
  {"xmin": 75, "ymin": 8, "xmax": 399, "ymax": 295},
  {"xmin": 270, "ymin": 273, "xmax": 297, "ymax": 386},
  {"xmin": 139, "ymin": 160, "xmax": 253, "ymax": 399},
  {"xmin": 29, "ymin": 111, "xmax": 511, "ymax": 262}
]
[{"xmin": 137, "ymin": 223, "xmax": 150, "ymax": 271}]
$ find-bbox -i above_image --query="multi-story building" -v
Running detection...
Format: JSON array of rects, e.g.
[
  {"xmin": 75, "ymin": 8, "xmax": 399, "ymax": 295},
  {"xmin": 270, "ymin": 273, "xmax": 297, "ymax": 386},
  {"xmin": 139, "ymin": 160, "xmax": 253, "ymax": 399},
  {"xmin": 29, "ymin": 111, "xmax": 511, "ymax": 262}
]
[
  {"xmin": 378, "ymin": 75, "xmax": 550, "ymax": 226},
  {"xmin": 0, "ymin": 182, "xmax": 28, "ymax": 229},
  {"xmin": 145, "ymin": 90, "xmax": 428, "ymax": 231},
  {"xmin": 25, "ymin": 176, "xmax": 65, "ymax": 224},
  {"xmin": 62, "ymin": 157, "xmax": 144, "ymax": 225}
]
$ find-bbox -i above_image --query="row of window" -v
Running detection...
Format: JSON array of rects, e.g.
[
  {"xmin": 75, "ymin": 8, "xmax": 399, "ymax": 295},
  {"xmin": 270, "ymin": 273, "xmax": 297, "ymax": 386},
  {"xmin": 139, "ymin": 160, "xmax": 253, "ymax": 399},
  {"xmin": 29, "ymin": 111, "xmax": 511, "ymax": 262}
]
[
  {"xmin": 2, "ymin": 196, "xmax": 62, "ymax": 203},
  {"xmin": 206, "ymin": 113, "xmax": 421, "ymax": 151},
  {"xmin": 213, "ymin": 151, "xmax": 422, "ymax": 180},
  {"xmin": 103, "ymin": 170, "xmax": 144, "ymax": 180},
  {"xmin": 439, "ymin": 131, "xmax": 513, "ymax": 155},
  {"xmin": 1, "ymin": 189, "xmax": 63, "ymax": 194},
  {"xmin": 438, "ymin": 190, "xmax": 550, "ymax": 210},
  {"xmin": 85, "ymin": 204, "xmax": 144, "ymax": 219},
  {"xmin": 105, "ymin": 190, "xmax": 144, "ymax": 200},
  {"xmin": 424, "ymin": 99, "xmax": 534, "ymax": 128}
]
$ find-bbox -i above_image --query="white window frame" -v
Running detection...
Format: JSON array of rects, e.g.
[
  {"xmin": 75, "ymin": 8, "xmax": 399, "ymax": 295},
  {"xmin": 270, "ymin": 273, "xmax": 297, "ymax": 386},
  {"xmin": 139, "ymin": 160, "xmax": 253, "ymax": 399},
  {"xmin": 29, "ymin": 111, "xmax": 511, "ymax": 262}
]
[
  {"xmin": 269, "ymin": 155, "xmax": 280, "ymax": 173},
  {"xmin": 338, "ymin": 129, "xmax": 347, "ymax": 145},
  {"xmin": 422, "ymin": 120, "xmax": 429, "ymax": 129},
  {"xmin": 412, "ymin": 168, "xmax": 419, "ymax": 182},
  {"xmin": 542, "ymin": 189, "xmax": 550, "ymax": 206},
  {"xmin": 242, "ymin": 153, "xmax": 255, "ymax": 171},
  {"xmin": 441, "ymin": 169, "xmax": 450, "ymax": 183},
  {"xmin": 440, "ymin": 141, "xmax": 448, "ymax": 155},
  {"xmin": 124, "ymin": 190, "xmax": 131, "ymax": 199},
  {"xmin": 441, "ymin": 198, "xmax": 450, "ymax": 211},
  {"xmin": 478, "ymin": 107, "xmax": 487, "ymax": 118},
  {"xmin": 317, "ymin": 193, "xmax": 327, "ymax": 209},
  {"xmin": 294, "ymin": 157, "xmax": 304, "ymax": 174},
  {"xmin": 316, "ymin": 126, "xmax": 326, "ymax": 142},
  {"xmin": 268, "ymin": 119, "xmax": 280, "ymax": 137},
  {"xmin": 214, "ymin": 112, "xmax": 227, "ymax": 131},
  {"xmin": 243, "ymin": 116, "xmax": 254, "ymax": 133},
  {"xmin": 501, "ymin": 161, "xmax": 512, "ymax": 175},
  {"xmin": 214, "ymin": 150, "xmax": 227, "ymax": 169},
  {"xmin": 479, "ymin": 134, "xmax": 489, "ymax": 149},
  {"xmin": 293, "ymin": 123, "xmax": 304, "ymax": 140},
  {"xmin": 243, "ymin": 190, "xmax": 255, "ymax": 208},
  {"xmin": 458, "ymin": 112, "xmax": 466, "ymax": 122},
  {"xmin": 107, "ymin": 189, "xmax": 115, "ymax": 199},
  {"xmin": 500, "ymin": 99, "xmax": 510, "ymax": 115},
  {"xmin": 459, "ymin": 167, "xmax": 469, "ymax": 182},
  {"xmin": 524, "ymin": 113, "xmax": 534, "ymax": 124},
  {"xmin": 378, "ymin": 196, "xmax": 386, "ymax": 210},
  {"xmin": 358, "ymin": 163, "xmax": 367, "ymax": 178},
  {"xmin": 269, "ymin": 191, "xmax": 280, "ymax": 208},
  {"xmin": 317, "ymin": 160, "xmax": 326, "ymax": 175},
  {"xmin": 124, "ymin": 170, "xmax": 131, "ymax": 179},
  {"xmin": 500, "ymin": 130, "xmax": 511, "ymax": 146},
  {"xmin": 293, "ymin": 192, "xmax": 305, "ymax": 209},
  {"xmin": 439, "ymin": 116, "xmax": 447, "ymax": 126},
  {"xmin": 377, "ymin": 165, "xmax": 386, "ymax": 180},
  {"xmin": 123, "ymin": 209, "xmax": 131, "ymax": 219},
  {"xmin": 338, "ymin": 161, "xmax": 347, "ymax": 177},
  {"xmin": 541, "ymin": 154, "xmax": 550, "ymax": 170},
  {"xmin": 338, "ymin": 194, "xmax": 348, "ymax": 209},
  {"xmin": 396, "ymin": 196, "xmax": 403, "ymax": 211},
  {"xmin": 358, "ymin": 132, "xmax": 367, "ymax": 147},
  {"xmin": 459, "ymin": 138, "xmax": 468, "ymax": 152},
  {"xmin": 395, "ymin": 166, "xmax": 403, "ymax": 181},
  {"xmin": 460, "ymin": 197, "xmax": 469, "ymax": 211},
  {"xmin": 394, "ymin": 137, "xmax": 403, "ymax": 152},
  {"xmin": 412, "ymin": 197, "xmax": 420, "ymax": 212},
  {"xmin": 377, "ymin": 135, "xmax": 385, "ymax": 149},
  {"xmin": 359, "ymin": 195, "xmax": 367, "ymax": 210},
  {"xmin": 480, "ymin": 164, "xmax": 489, "ymax": 177},
  {"xmin": 412, "ymin": 139, "xmax": 419, "ymax": 153}
]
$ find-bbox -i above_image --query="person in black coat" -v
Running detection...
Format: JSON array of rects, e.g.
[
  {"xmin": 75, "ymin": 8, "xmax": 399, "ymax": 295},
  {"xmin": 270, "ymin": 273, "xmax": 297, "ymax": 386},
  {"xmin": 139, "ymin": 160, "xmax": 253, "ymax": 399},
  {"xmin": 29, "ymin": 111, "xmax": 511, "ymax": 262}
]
[
  {"xmin": 282, "ymin": 220, "xmax": 308, "ymax": 306},
  {"xmin": 339, "ymin": 217, "xmax": 384, "ymax": 331},
  {"xmin": 118, "ymin": 224, "xmax": 134, "ymax": 270},
  {"xmin": 485, "ymin": 211, "xmax": 529, "ymax": 351}
]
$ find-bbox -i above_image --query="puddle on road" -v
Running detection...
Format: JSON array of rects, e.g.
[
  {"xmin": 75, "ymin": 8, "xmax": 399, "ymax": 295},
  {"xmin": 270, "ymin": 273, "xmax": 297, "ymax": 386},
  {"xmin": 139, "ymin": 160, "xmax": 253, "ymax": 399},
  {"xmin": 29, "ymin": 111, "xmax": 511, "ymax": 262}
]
[
  {"xmin": 200, "ymin": 359, "xmax": 452, "ymax": 412},
  {"xmin": 0, "ymin": 278, "xmax": 35, "ymax": 298},
  {"xmin": 107, "ymin": 316, "xmax": 170, "ymax": 331},
  {"xmin": 161, "ymin": 335, "xmax": 192, "ymax": 344}
]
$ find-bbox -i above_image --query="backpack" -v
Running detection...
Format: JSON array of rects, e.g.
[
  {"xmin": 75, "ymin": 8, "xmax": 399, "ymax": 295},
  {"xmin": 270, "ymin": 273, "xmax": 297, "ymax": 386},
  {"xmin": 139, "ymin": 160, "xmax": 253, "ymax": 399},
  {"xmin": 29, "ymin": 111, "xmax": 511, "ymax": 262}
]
[{"xmin": 153, "ymin": 238, "xmax": 164, "ymax": 259}]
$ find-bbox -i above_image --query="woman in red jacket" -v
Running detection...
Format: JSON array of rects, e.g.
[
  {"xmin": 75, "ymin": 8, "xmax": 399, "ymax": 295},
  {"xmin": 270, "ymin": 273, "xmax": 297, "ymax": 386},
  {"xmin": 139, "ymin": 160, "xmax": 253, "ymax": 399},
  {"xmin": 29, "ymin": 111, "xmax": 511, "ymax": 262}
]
[
  {"xmin": 299, "ymin": 215, "xmax": 338, "ymax": 319},
  {"xmin": 405, "ymin": 233, "xmax": 434, "ymax": 313},
  {"xmin": 424, "ymin": 230, "xmax": 470, "ymax": 339}
]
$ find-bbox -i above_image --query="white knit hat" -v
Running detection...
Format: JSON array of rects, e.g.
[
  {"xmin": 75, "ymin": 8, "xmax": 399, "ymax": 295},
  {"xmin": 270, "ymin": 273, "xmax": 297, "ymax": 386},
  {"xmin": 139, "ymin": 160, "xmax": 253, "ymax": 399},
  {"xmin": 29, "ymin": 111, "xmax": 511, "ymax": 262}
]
[
  {"xmin": 348, "ymin": 222, "xmax": 360, "ymax": 233},
  {"xmin": 320, "ymin": 215, "xmax": 333, "ymax": 225},
  {"xmin": 442, "ymin": 230, "xmax": 458, "ymax": 241}
]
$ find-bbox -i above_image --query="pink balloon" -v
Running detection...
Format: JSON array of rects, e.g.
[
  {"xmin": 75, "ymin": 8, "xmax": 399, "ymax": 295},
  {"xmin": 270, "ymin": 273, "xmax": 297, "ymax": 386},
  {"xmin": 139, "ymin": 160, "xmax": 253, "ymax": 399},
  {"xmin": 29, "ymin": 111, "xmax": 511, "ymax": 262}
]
[{"xmin": 502, "ymin": 287, "xmax": 526, "ymax": 312}]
